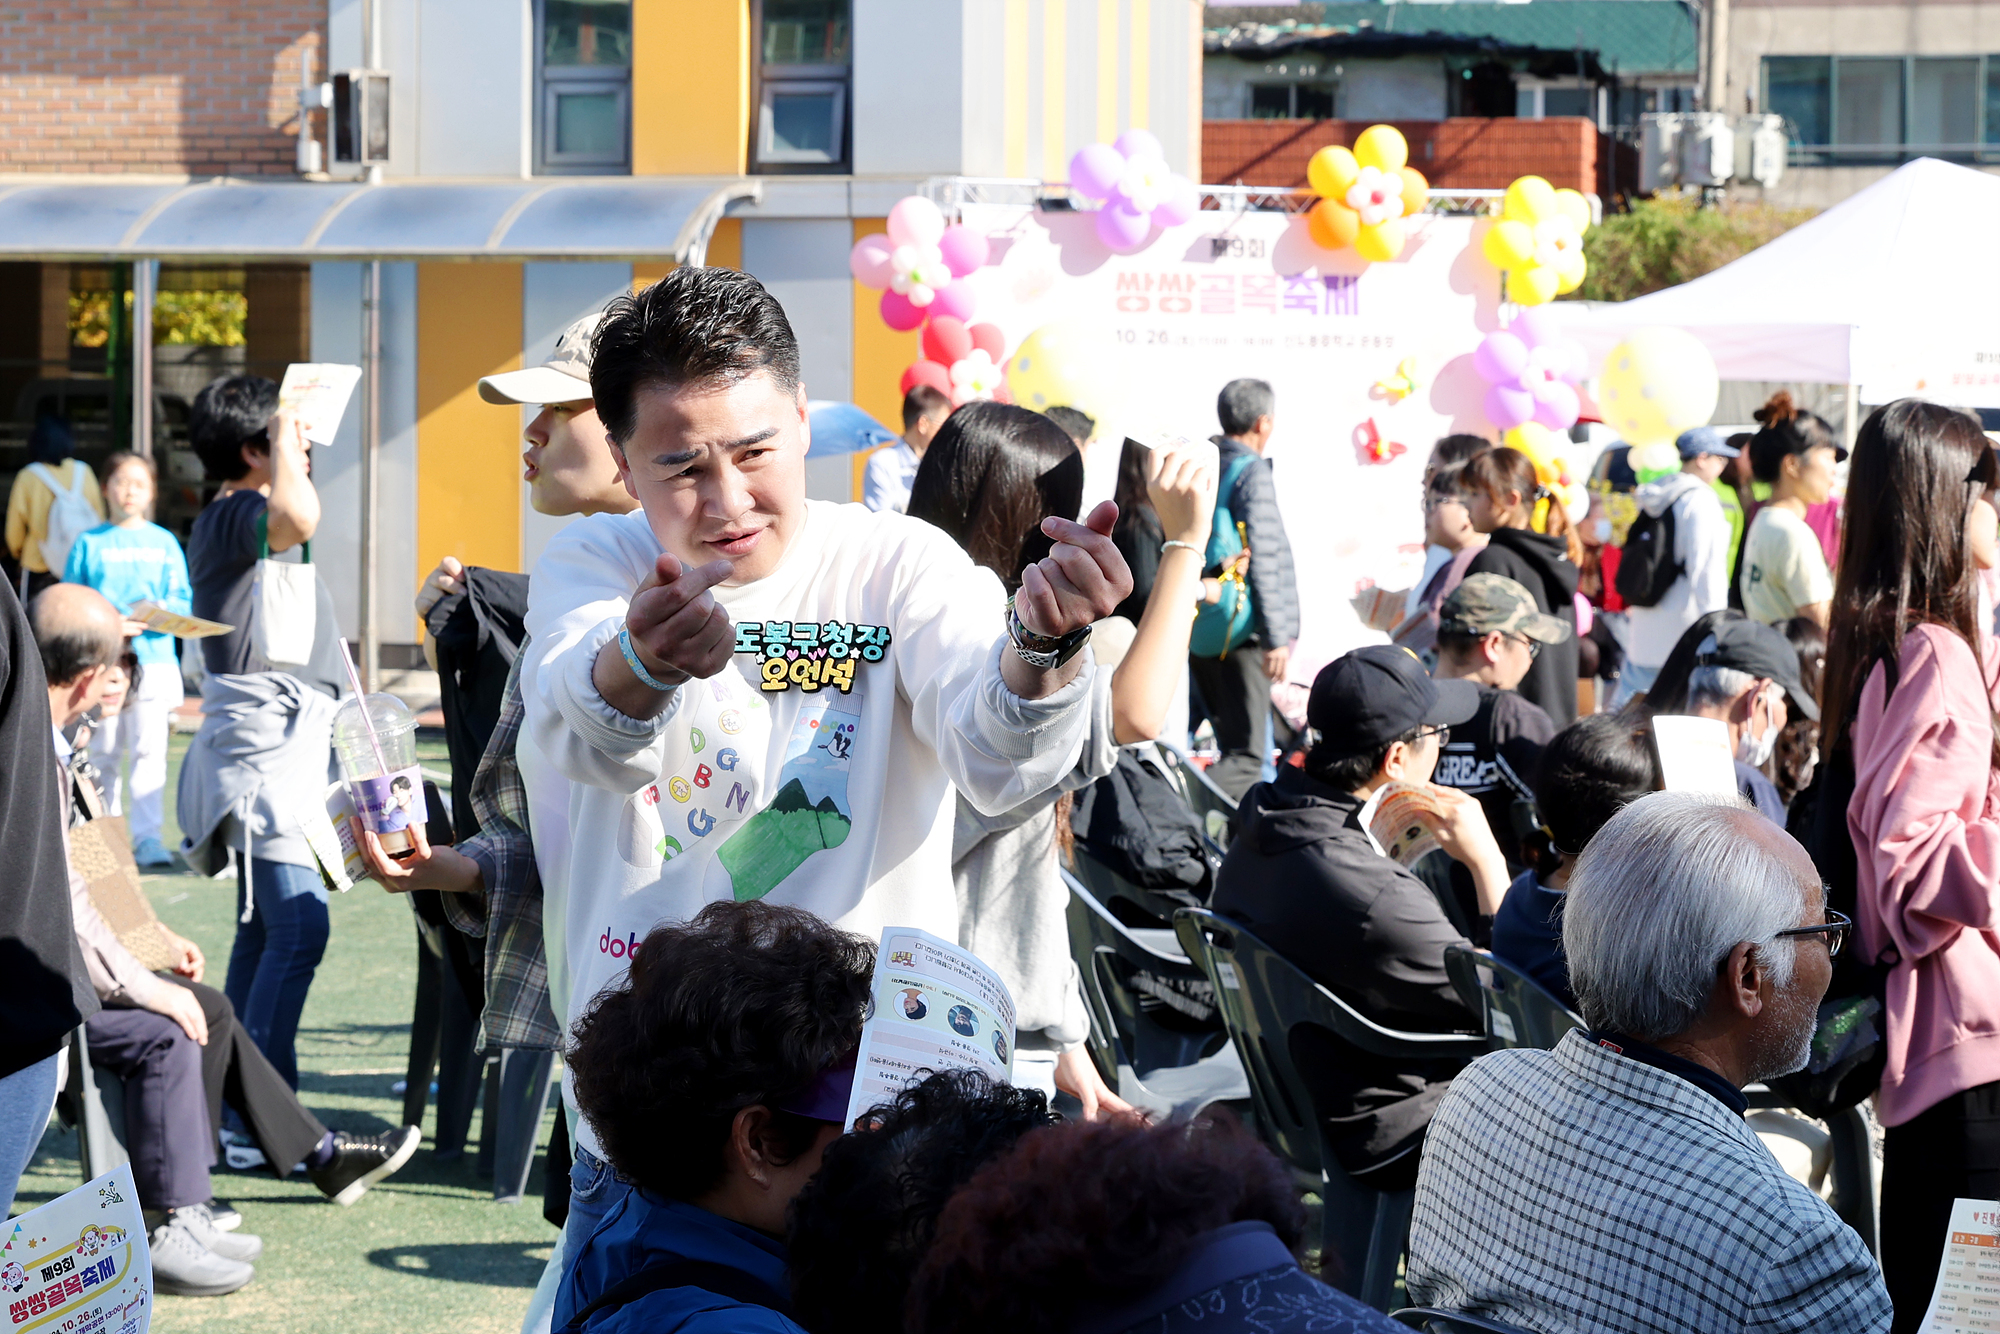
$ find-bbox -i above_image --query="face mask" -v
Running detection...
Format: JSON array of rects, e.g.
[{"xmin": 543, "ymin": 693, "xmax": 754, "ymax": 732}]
[
  {"xmin": 1590, "ymin": 518, "xmax": 1612, "ymax": 543},
  {"xmin": 1738, "ymin": 688, "xmax": 1779, "ymax": 767}
]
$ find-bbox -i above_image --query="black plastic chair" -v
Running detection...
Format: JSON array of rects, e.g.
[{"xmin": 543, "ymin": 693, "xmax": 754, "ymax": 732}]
[
  {"xmin": 1442, "ymin": 947, "xmax": 1583, "ymax": 1052},
  {"xmin": 1173, "ymin": 908, "xmax": 1485, "ymax": 1312},
  {"xmin": 1064, "ymin": 870, "xmax": 1247, "ymax": 1119},
  {"xmin": 1159, "ymin": 748, "xmax": 1240, "ymax": 852},
  {"xmin": 1391, "ymin": 1308, "xmax": 1540, "ymax": 1334},
  {"xmin": 1067, "ymin": 842, "xmax": 1200, "ymax": 932},
  {"xmin": 53, "ymin": 1026, "xmax": 131, "ymax": 1182}
]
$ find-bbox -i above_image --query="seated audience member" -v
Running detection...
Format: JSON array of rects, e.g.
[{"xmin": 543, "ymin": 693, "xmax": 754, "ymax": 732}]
[
  {"xmin": 1429, "ymin": 573, "xmax": 1567, "ymax": 869},
  {"xmin": 33, "ymin": 588, "xmax": 413, "ymax": 1297},
  {"xmin": 1406, "ymin": 792, "xmax": 1891, "ymax": 1334},
  {"xmin": 557, "ymin": 902, "xmax": 874, "ymax": 1334},
  {"xmin": 1641, "ymin": 613, "xmax": 1819, "ymax": 823},
  {"xmin": 863, "ymin": 384, "xmax": 950, "ymax": 514},
  {"xmin": 907, "ymin": 1116, "xmax": 1403, "ymax": 1334},
  {"xmin": 1489, "ymin": 713, "xmax": 1659, "ymax": 1011},
  {"xmin": 1212, "ymin": 646, "xmax": 1507, "ymax": 1189},
  {"xmin": 787, "ymin": 1069, "xmax": 1058, "ymax": 1334}
]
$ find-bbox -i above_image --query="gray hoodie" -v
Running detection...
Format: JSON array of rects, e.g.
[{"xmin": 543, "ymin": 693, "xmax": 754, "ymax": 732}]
[{"xmin": 176, "ymin": 671, "xmax": 340, "ymax": 875}]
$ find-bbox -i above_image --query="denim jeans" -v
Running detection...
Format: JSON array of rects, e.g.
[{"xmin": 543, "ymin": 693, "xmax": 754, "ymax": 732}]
[
  {"xmin": 224, "ymin": 856, "xmax": 331, "ymax": 1090},
  {"xmin": 520, "ymin": 1138, "xmax": 633, "ymax": 1334}
]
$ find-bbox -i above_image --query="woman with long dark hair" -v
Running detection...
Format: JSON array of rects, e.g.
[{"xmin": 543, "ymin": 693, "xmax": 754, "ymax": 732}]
[
  {"xmin": 908, "ymin": 402, "xmax": 1082, "ymax": 589},
  {"xmin": 1823, "ymin": 400, "xmax": 2000, "ymax": 1330},
  {"xmin": 1461, "ymin": 447, "xmax": 1581, "ymax": 726}
]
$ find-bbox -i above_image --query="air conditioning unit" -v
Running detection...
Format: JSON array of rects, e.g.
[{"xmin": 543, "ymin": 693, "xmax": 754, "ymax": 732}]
[
  {"xmin": 332, "ymin": 70, "xmax": 391, "ymax": 165},
  {"xmin": 1638, "ymin": 114, "xmax": 1683, "ymax": 193},
  {"xmin": 1679, "ymin": 112, "xmax": 1735, "ymax": 186},
  {"xmin": 1739, "ymin": 113, "xmax": 1787, "ymax": 188}
]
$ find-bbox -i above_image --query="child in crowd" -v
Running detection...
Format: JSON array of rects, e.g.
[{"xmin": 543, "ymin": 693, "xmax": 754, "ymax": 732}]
[{"xmin": 64, "ymin": 450, "xmax": 191, "ymax": 868}]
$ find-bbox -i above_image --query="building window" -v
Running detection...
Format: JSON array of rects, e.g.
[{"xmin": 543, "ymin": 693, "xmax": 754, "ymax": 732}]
[
  {"xmin": 753, "ymin": 0, "xmax": 851, "ymax": 171},
  {"xmin": 1248, "ymin": 83, "xmax": 1337, "ymax": 119},
  {"xmin": 536, "ymin": 0, "xmax": 632, "ymax": 174},
  {"xmin": 1763, "ymin": 54, "xmax": 2000, "ymax": 162}
]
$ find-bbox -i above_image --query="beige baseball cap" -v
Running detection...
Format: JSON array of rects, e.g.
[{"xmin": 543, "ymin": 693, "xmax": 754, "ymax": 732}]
[{"xmin": 477, "ymin": 312, "xmax": 601, "ymax": 406}]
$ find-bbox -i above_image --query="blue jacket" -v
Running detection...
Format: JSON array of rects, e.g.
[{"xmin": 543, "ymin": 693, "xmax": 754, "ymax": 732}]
[{"xmin": 555, "ymin": 1191, "xmax": 804, "ymax": 1334}]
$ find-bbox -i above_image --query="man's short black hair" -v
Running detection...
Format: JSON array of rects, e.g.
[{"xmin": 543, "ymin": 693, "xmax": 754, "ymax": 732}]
[
  {"xmin": 1435, "ymin": 627, "xmax": 1485, "ymax": 660},
  {"xmin": 1308, "ymin": 724, "xmax": 1428, "ymax": 793},
  {"xmin": 590, "ymin": 267, "xmax": 802, "ymax": 448},
  {"xmin": 566, "ymin": 901, "xmax": 872, "ymax": 1201},
  {"xmin": 1042, "ymin": 405, "xmax": 1095, "ymax": 447},
  {"xmin": 1217, "ymin": 378, "xmax": 1275, "ymax": 437},
  {"xmin": 189, "ymin": 375, "xmax": 279, "ymax": 482},
  {"xmin": 26, "ymin": 591, "xmax": 120, "ymax": 687},
  {"xmin": 788, "ymin": 1069, "xmax": 1057, "ymax": 1334},
  {"xmin": 901, "ymin": 384, "xmax": 950, "ymax": 432}
]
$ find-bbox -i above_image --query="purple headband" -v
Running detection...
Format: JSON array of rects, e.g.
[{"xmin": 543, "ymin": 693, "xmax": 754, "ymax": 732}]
[{"xmin": 771, "ymin": 1049, "xmax": 858, "ymax": 1124}]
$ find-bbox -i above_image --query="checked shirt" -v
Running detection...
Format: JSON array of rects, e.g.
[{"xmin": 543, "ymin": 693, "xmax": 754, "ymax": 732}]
[{"xmin": 1405, "ymin": 1029, "xmax": 1890, "ymax": 1334}]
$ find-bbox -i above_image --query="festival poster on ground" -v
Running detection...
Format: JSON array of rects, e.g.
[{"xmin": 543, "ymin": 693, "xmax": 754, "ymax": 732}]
[
  {"xmin": 2, "ymin": 1165, "xmax": 151, "ymax": 1334},
  {"xmin": 844, "ymin": 927, "xmax": 1016, "ymax": 1131},
  {"xmin": 1918, "ymin": 1198, "xmax": 2000, "ymax": 1332},
  {"xmin": 957, "ymin": 201, "xmax": 1565, "ymax": 679}
]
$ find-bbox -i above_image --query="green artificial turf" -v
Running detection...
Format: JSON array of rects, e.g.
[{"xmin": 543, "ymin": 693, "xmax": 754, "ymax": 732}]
[{"xmin": 11, "ymin": 734, "xmax": 557, "ymax": 1334}]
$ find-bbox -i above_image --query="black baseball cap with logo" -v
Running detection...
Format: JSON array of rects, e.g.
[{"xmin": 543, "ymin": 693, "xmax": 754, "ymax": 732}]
[
  {"xmin": 1308, "ymin": 645, "xmax": 1480, "ymax": 762},
  {"xmin": 1693, "ymin": 619, "xmax": 1821, "ymax": 721}
]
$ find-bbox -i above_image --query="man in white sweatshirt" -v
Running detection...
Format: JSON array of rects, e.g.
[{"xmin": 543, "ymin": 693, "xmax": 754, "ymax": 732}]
[
  {"xmin": 1615, "ymin": 427, "xmax": 1738, "ymax": 707},
  {"xmin": 521, "ymin": 266, "xmax": 1129, "ymax": 1144}
]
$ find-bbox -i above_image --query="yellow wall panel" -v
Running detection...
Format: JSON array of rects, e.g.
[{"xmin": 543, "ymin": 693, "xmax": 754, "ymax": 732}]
[
  {"xmin": 706, "ymin": 218, "xmax": 743, "ymax": 271},
  {"xmin": 633, "ymin": 0, "xmax": 750, "ymax": 175},
  {"xmin": 851, "ymin": 219, "xmax": 918, "ymax": 435},
  {"xmin": 632, "ymin": 261, "xmax": 674, "ymax": 291},
  {"xmin": 417, "ymin": 263, "xmax": 523, "ymax": 583}
]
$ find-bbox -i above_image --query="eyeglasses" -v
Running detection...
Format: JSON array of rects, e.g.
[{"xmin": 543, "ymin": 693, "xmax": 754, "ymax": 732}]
[
  {"xmin": 1775, "ymin": 908, "xmax": 1852, "ymax": 958},
  {"xmin": 1505, "ymin": 633, "xmax": 1542, "ymax": 660},
  {"xmin": 1423, "ymin": 496, "xmax": 1467, "ymax": 513},
  {"xmin": 1411, "ymin": 723, "xmax": 1452, "ymax": 743}
]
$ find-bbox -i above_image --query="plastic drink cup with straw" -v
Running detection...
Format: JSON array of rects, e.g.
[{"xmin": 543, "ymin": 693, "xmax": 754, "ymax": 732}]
[{"xmin": 331, "ymin": 640, "xmax": 422, "ymax": 859}]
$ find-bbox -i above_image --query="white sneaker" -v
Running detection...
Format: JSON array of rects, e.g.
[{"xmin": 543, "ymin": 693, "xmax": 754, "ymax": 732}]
[
  {"xmin": 169, "ymin": 1204, "xmax": 262, "ymax": 1263},
  {"xmin": 220, "ymin": 1129, "xmax": 266, "ymax": 1172},
  {"xmin": 148, "ymin": 1215, "xmax": 254, "ymax": 1297}
]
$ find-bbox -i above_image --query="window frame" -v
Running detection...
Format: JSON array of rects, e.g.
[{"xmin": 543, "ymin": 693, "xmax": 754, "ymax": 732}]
[
  {"xmin": 750, "ymin": 0, "xmax": 852, "ymax": 174},
  {"xmin": 534, "ymin": 0, "xmax": 633, "ymax": 176},
  {"xmin": 1761, "ymin": 52, "xmax": 2000, "ymax": 165}
]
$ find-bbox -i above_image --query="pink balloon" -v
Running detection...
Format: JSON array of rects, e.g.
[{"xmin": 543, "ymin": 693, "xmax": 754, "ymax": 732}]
[
  {"xmin": 1095, "ymin": 203, "xmax": 1153, "ymax": 251},
  {"xmin": 849, "ymin": 233, "xmax": 895, "ymax": 288},
  {"xmin": 1474, "ymin": 332, "xmax": 1528, "ymax": 385},
  {"xmin": 967, "ymin": 322, "xmax": 1005, "ymax": 361},
  {"xmin": 1114, "ymin": 128, "xmax": 1165, "ymax": 163},
  {"xmin": 1152, "ymin": 175, "xmax": 1200, "ymax": 227},
  {"xmin": 886, "ymin": 195, "xmax": 946, "ymax": 248},
  {"xmin": 1533, "ymin": 381, "xmax": 1581, "ymax": 431},
  {"xmin": 900, "ymin": 360, "xmax": 953, "ymax": 396},
  {"xmin": 880, "ymin": 289, "xmax": 925, "ymax": 331},
  {"xmin": 922, "ymin": 316, "xmax": 974, "ymax": 368},
  {"xmin": 929, "ymin": 279, "xmax": 978, "ymax": 323},
  {"xmin": 938, "ymin": 225, "xmax": 990, "ymax": 279},
  {"xmin": 1069, "ymin": 143, "xmax": 1126, "ymax": 200},
  {"xmin": 1484, "ymin": 384, "xmax": 1537, "ymax": 431},
  {"xmin": 1508, "ymin": 306, "xmax": 1559, "ymax": 349}
]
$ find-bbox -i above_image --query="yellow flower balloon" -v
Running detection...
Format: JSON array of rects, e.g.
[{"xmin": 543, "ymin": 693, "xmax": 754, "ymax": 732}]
[
  {"xmin": 1308, "ymin": 198, "xmax": 1360, "ymax": 251},
  {"xmin": 1597, "ymin": 327, "xmax": 1720, "ymax": 448},
  {"xmin": 1353, "ymin": 124, "xmax": 1409, "ymax": 173},
  {"xmin": 1307, "ymin": 146, "xmax": 1360, "ymax": 201},
  {"xmin": 1399, "ymin": 167, "xmax": 1430, "ymax": 217},
  {"xmin": 1487, "ymin": 174, "xmax": 1592, "ymax": 305},
  {"xmin": 1355, "ymin": 217, "xmax": 1405, "ymax": 263}
]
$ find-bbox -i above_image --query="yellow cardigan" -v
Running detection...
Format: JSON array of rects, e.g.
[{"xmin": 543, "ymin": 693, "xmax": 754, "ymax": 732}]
[{"xmin": 6, "ymin": 460, "xmax": 106, "ymax": 573}]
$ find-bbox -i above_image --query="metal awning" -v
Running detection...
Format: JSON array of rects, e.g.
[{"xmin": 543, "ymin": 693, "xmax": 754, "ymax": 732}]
[{"xmin": 0, "ymin": 176, "xmax": 761, "ymax": 263}]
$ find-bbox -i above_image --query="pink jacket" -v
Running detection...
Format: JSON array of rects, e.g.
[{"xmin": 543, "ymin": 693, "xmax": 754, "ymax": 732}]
[{"xmin": 1849, "ymin": 623, "xmax": 2000, "ymax": 1126}]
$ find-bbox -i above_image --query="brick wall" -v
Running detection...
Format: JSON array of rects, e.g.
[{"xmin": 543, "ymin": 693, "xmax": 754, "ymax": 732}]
[
  {"xmin": 1203, "ymin": 118, "xmax": 1600, "ymax": 195},
  {"xmin": 0, "ymin": 4, "xmax": 324, "ymax": 176}
]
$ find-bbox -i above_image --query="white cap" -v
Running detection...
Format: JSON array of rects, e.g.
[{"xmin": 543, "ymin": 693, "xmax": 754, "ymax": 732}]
[{"xmin": 478, "ymin": 311, "xmax": 601, "ymax": 406}]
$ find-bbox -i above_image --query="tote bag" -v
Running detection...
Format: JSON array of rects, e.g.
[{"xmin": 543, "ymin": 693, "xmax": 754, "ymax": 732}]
[{"xmin": 252, "ymin": 514, "xmax": 318, "ymax": 670}]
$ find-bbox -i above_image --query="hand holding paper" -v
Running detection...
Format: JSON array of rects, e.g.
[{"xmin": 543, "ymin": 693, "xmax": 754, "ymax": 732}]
[{"xmin": 277, "ymin": 363, "xmax": 363, "ymax": 446}]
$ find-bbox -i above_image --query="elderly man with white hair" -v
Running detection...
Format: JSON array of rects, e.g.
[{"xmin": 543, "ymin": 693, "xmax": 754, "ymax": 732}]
[{"xmin": 1404, "ymin": 790, "xmax": 1890, "ymax": 1333}]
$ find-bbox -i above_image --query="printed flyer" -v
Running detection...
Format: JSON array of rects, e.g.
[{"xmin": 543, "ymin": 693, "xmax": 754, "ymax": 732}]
[
  {"xmin": 3, "ymin": 1165, "xmax": 150, "ymax": 1334},
  {"xmin": 277, "ymin": 363, "xmax": 362, "ymax": 446},
  {"xmin": 126, "ymin": 603, "xmax": 231, "ymax": 640},
  {"xmin": 1357, "ymin": 780, "xmax": 1444, "ymax": 867},
  {"xmin": 843, "ymin": 927, "xmax": 1016, "ymax": 1130},
  {"xmin": 1918, "ymin": 1197, "xmax": 2000, "ymax": 1333}
]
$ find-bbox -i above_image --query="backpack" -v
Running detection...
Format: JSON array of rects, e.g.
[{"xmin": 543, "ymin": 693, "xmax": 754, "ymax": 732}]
[
  {"xmin": 30, "ymin": 462, "xmax": 99, "ymax": 576},
  {"xmin": 1190, "ymin": 453, "xmax": 1258, "ymax": 659},
  {"xmin": 1614, "ymin": 500, "xmax": 1681, "ymax": 608},
  {"xmin": 1069, "ymin": 748, "xmax": 1214, "ymax": 898}
]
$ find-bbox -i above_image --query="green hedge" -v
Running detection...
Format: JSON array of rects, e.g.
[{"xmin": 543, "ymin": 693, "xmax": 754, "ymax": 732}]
[{"xmin": 1569, "ymin": 192, "xmax": 1818, "ymax": 304}]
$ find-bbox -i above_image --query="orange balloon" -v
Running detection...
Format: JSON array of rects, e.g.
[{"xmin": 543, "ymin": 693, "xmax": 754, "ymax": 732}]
[
  {"xmin": 1398, "ymin": 167, "xmax": 1430, "ymax": 217},
  {"xmin": 1308, "ymin": 199, "xmax": 1360, "ymax": 251}
]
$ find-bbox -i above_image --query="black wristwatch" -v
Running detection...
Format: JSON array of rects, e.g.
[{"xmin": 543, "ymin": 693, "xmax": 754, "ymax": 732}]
[{"xmin": 1006, "ymin": 598, "xmax": 1092, "ymax": 670}]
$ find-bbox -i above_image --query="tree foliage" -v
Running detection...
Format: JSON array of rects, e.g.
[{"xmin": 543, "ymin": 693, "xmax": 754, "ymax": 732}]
[
  {"xmin": 1568, "ymin": 192, "xmax": 1818, "ymax": 303},
  {"xmin": 69, "ymin": 289, "xmax": 247, "ymax": 348}
]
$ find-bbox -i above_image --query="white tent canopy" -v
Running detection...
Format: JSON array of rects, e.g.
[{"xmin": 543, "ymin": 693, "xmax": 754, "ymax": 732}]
[{"xmin": 1551, "ymin": 159, "xmax": 2000, "ymax": 407}]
